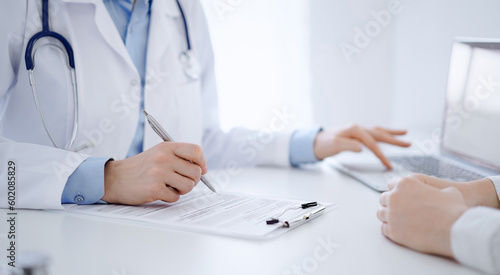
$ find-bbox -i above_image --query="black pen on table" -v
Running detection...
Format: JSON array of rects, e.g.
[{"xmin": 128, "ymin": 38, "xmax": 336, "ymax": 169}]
[{"xmin": 143, "ymin": 110, "xmax": 218, "ymax": 194}]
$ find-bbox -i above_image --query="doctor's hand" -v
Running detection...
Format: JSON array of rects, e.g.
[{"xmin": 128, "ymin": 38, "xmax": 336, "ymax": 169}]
[
  {"xmin": 101, "ymin": 142, "xmax": 208, "ymax": 205},
  {"xmin": 314, "ymin": 125, "xmax": 411, "ymax": 169},
  {"xmin": 378, "ymin": 176, "xmax": 469, "ymax": 258},
  {"xmin": 397, "ymin": 174, "xmax": 500, "ymax": 209}
]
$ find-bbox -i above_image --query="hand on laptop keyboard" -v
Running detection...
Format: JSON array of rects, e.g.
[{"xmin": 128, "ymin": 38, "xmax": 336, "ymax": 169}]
[{"xmin": 314, "ymin": 125, "xmax": 411, "ymax": 169}]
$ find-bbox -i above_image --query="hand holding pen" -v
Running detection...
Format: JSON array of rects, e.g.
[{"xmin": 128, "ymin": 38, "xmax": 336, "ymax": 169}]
[
  {"xmin": 143, "ymin": 110, "xmax": 217, "ymax": 193},
  {"xmin": 100, "ymin": 112, "xmax": 215, "ymax": 206}
]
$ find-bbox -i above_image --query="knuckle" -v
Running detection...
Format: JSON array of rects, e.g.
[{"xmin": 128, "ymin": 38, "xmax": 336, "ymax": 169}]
[
  {"xmin": 382, "ymin": 224, "xmax": 391, "ymax": 237},
  {"xmin": 388, "ymin": 177, "xmax": 399, "ymax": 187},
  {"xmin": 159, "ymin": 142, "xmax": 175, "ymax": 153},
  {"xmin": 169, "ymin": 193, "xmax": 180, "ymax": 203},
  {"xmin": 349, "ymin": 124, "xmax": 360, "ymax": 131},
  {"xmin": 177, "ymin": 180, "xmax": 195, "ymax": 195},
  {"xmin": 379, "ymin": 193, "xmax": 386, "ymax": 205},
  {"xmin": 191, "ymin": 144, "xmax": 202, "ymax": 157},
  {"xmin": 390, "ymin": 226, "xmax": 402, "ymax": 241},
  {"xmin": 386, "ymin": 225, "xmax": 395, "ymax": 239},
  {"xmin": 195, "ymin": 165, "xmax": 202, "ymax": 177},
  {"xmin": 185, "ymin": 181, "xmax": 196, "ymax": 193},
  {"xmin": 149, "ymin": 184, "xmax": 163, "ymax": 199},
  {"xmin": 377, "ymin": 208, "xmax": 383, "ymax": 220},
  {"xmin": 386, "ymin": 193, "xmax": 393, "ymax": 205},
  {"xmin": 386, "ymin": 211, "xmax": 395, "ymax": 223},
  {"xmin": 395, "ymin": 177, "xmax": 412, "ymax": 189},
  {"xmin": 398, "ymin": 178, "xmax": 413, "ymax": 188},
  {"xmin": 158, "ymin": 141, "xmax": 169, "ymax": 149},
  {"xmin": 187, "ymin": 164, "xmax": 202, "ymax": 181},
  {"xmin": 386, "ymin": 192, "xmax": 398, "ymax": 206},
  {"xmin": 177, "ymin": 188, "xmax": 188, "ymax": 196}
]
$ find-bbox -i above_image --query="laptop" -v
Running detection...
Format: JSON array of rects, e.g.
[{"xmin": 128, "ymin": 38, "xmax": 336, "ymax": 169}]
[{"xmin": 330, "ymin": 38, "xmax": 500, "ymax": 192}]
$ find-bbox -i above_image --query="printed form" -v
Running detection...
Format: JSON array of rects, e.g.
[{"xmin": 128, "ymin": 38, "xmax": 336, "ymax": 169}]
[{"xmin": 63, "ymin": 191, "xmax": 333, "ymax": 239}]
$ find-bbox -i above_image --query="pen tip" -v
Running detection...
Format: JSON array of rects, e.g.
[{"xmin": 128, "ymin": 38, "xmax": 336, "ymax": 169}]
[{"xmin": 142, "ymin": 110, "xmax": 148, "ymax": 116}]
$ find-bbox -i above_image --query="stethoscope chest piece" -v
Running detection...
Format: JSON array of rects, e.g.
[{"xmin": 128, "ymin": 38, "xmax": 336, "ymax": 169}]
[{"xmin": 179, "ymin": 50, "xmax": 201, "ymax": 81}]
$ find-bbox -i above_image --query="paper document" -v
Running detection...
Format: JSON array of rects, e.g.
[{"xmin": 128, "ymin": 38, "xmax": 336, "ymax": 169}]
[{"xmin": 63, "ymin": 191, "xmax": 334, "ymax": 239}]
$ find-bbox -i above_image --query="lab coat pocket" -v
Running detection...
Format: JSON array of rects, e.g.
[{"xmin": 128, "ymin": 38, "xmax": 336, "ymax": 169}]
[{"xmin": 175, "ymin": 81, "xmax": 203, "ymax": 145}]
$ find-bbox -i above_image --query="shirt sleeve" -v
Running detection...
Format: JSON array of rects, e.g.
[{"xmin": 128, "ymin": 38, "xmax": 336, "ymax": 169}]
[
  {"xmin": 289, "ymin": 127, "xmax": 322, "ymax": 167},
  {"xmin": 487, "ymin": 176, "xmax": 500, "ymax": 203},
  {"xmin": 61, "ymin": 157, "xmax": 111, "ymax": 204},
  {"xmin": 451, "ymin": 206, "xmax": 500, "ymax": 274}
]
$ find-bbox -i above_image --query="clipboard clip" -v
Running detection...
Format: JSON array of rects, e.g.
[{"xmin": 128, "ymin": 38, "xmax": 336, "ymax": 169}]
[
  {"xmin": 283, "ymin": 205, "xmax": 326, "ymax": 228},
  {"xmin": 266, "ymin": 202, "xmax": 325, "ymax": 228}
]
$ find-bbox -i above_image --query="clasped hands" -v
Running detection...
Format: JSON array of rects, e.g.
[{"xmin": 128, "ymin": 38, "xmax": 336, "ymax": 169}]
[{"xmin": 378, "ymin": 174, "xmax": 500, "ymax": 257}]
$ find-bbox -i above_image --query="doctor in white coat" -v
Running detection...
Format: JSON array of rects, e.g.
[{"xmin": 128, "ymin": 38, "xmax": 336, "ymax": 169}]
[{"xmin": 0, "ymin": 0, "xmax": 410, "ymax": 210}]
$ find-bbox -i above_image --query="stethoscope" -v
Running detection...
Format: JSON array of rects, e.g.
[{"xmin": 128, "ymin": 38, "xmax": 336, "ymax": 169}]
[{"xmin": 25, "ymin": 0, "xmax": 201, "ymax": 151}]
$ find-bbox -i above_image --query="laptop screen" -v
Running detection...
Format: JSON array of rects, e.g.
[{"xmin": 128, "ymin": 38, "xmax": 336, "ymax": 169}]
[{"xmin": 442, "ymin": 39, "xmax": 500, "ymax": 172}]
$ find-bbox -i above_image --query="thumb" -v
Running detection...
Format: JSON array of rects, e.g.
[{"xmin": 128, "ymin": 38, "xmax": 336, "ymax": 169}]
[{"xmin": 387, "ymin": 176, "xmax": 402, "ymax": 190}]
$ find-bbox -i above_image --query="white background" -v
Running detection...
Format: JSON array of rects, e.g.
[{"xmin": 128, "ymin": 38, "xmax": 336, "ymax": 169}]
[{"xmin": 201, "ymin": 0, "xmax": 500, "ymax": 134}]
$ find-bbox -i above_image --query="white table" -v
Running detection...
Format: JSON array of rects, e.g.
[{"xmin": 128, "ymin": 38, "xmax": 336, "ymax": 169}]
[{"xmin": 1, "ymin": 164, "xmax": 482, "ymax": 275}]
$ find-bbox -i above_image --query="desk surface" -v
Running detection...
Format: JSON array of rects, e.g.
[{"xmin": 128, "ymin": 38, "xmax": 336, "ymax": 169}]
[{"xmin": 1, "ymin": 163, "xmax": 482, "ymax": 275}]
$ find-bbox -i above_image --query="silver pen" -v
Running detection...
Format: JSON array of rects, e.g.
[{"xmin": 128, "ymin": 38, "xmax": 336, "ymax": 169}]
[{"xmin": 143, "ymin": 110, "xmax": 218, "ymax": 193}]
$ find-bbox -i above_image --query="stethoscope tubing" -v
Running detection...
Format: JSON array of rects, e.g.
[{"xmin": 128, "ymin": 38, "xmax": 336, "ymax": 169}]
[
  {"xmin": 176, "ymin": 0, "xmax": 191, "ymax": 51},
  {"xmin": 24, "ymin": 0, "xmax": 198, "ymax": 151},
  {"xmin": 25, "ymin": 0, "xmax": 79, "ymax": 150}
]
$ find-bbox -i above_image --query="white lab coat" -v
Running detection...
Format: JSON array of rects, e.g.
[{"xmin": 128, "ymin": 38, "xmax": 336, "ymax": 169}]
[{"xmin": 0, "ymin": 0, "xmax": 292, "ymax": 210}]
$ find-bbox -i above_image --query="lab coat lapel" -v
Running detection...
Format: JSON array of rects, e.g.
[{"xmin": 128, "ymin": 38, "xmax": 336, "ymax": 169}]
[
  {"xmin": 146, "ymin": 0, "xmax": 180, "ymax": 73},
  {"xmin": 60, "ymin": 0, "xmax": 137, "ymax": 74}
]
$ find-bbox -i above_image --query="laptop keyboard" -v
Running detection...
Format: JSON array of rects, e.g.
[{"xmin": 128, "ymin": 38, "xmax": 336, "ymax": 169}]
[{"xmin": 389, "ymin": 156, "xmax": 484, "ymax": 182}]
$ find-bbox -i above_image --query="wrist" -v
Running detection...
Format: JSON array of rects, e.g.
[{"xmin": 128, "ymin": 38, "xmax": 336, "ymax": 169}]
[
  {"xmin": 460, "ymin": 179, "xmax": 499, "ymax": 208},
  {"xmin": 473, "ymin": 179, "xmax": 500, "ymax": 208},
  {"xmin": 102, "ymin": 160, "xmax": 118, "ymax": 203},
  {"xmin": 313, "ymin": 131, "xmax": 332, "ymax": 160}
]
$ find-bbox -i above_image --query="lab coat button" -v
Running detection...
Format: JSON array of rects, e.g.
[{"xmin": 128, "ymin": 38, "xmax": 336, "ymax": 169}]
[
  {"xmin": 130, "ymin": 79, "xmax": 138, "ymax": 86},
  {"xmin": 74, "ymin": 195, "xmax": 84, "ymax": 204}
]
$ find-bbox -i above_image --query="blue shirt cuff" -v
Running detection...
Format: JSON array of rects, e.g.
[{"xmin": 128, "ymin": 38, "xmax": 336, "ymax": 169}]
[
  {"xmin": 289, "ymin": 127, "xmax": 323, "ymax": 167},
  {"xmin": 62, "ymin": 157, "xmax": 111, "ymax": 204}
]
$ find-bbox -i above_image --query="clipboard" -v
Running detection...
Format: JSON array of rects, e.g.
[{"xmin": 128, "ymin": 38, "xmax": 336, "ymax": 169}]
[{"xmin": 60, "ymin": 191, "xmax": 336, "ymax": 240}]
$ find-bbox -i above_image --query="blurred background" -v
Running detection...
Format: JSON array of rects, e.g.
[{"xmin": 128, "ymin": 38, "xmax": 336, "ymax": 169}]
[{"xmin": 200, "ymin": 0, "xmax": 500, "ymax": 135}]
